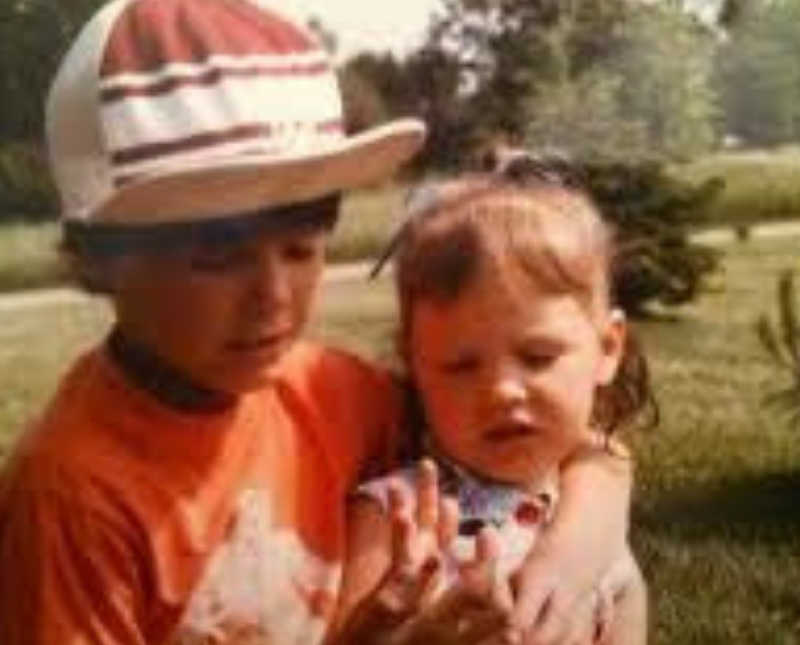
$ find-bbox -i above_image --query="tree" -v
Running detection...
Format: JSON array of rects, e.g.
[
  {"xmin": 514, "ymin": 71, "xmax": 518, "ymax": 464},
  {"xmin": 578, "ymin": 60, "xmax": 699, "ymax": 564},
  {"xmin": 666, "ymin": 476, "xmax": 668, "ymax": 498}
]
[
  {"xmin": 338, "ymin": 65, "xmax": 389, "ymax": 134},
  {"xmin": 421, "ymin": 0, "xmax": 720, "ymax": 165},
  {"xmin": 0, "ymin": 0, "xmax": 105, "ymax": 143},
  {"xmin": 428, "ymin": 0, "xmax": 631, "ymax": 140},
  {"xmin": 611, "ymin": 3, "xmax": 719, "ymax": 159},
  {"xmin": 341, "ymin": 48, "xmax": 467, "ymax": 169},
  {"xmin": 715, "ymin": 0, "xmax": 800, "ymax": 145}
]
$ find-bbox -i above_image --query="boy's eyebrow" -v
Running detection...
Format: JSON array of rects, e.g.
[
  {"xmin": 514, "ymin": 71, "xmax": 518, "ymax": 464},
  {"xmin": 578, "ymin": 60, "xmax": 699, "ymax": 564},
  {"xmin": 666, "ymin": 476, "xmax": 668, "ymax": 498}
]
[{"xmin": 64, "ymin": 194, "xmax": 340, "ymax": 257}]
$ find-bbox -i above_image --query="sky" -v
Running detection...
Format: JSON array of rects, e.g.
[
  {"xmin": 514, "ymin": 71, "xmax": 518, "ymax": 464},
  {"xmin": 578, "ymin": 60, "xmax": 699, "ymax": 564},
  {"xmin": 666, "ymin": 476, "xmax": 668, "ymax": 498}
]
[
  {"xmin": 278, "ymin": 0, "xmax": 724, "ymax": 61},
  {"xmin": 280, "ymin": 0, "xmax": 443, "ymax": 60}
]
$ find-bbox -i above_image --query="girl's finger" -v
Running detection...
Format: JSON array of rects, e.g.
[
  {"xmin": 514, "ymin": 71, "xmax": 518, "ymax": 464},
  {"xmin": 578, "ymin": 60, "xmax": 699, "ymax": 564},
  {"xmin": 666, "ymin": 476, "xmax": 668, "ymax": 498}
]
[
  {"xmin": 388, "ymin": 482, "xmax": 417, "ymax": 571},
  {"xmin": 438, "ymin": 495, "xmax": 460, "ymax": 548},
  {"xmin": 391, "ymin": 510, "xmax": 416, "ymax": 571},
  {"xmin": 475, "ymin": 525, "xmax": 501, "ymax": 564},
  {"xmin": 387, "ymin": 478, "xmax": 412, "ymax": 519},
  {"xmin": 416, "ymin": 458, "xmax": 439, "ymax": 530},
  {"xmin": 459, "ymin": 526, "xmax": 502, "ymax": 600}
]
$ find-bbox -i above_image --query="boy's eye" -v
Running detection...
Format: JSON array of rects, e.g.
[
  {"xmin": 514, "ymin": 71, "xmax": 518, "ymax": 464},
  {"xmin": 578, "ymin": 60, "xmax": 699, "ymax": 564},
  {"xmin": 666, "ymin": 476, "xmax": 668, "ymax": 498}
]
[
  {"xmin": 282, "ymin": 241, "xmax": 319, "ymax": 262},
  {"xmin": 441, "ymin": 354, "xmax": 480, "ymax": 374},
  {"xmin": 189, "ymin": 246, "xmax": 249, "ymax": 272}
]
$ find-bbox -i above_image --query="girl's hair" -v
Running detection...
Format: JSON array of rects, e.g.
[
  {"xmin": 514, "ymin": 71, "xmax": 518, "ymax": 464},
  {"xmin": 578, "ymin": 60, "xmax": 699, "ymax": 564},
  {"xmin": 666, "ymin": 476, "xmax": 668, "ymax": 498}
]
[
  {"xmin": 61, "ymin": 193, "xmax": 341, "ymax": 294},
  {"xmin": 386, "ymin": 154, "xmax": 656, "ymax": 439}
]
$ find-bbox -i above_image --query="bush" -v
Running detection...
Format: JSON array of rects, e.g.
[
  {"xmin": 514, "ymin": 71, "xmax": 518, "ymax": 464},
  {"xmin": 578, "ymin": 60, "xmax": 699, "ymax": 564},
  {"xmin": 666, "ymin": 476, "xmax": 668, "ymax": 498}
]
[
  {"xmin": 581, "ymin": 160, "xmax": 722, "ymax": 315},
  {"xmin": 0, "ymin": 142, "xmax": 58, "ymax": 220}
]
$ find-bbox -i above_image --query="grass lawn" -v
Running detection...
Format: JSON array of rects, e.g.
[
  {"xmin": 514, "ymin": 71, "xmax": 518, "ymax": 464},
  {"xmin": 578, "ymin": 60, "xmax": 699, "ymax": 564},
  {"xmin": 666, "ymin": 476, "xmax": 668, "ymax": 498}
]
[
  {"xmin": 0, "ymin": 237, "xmax": 799, "ymax": 642},
  {"xmin": 6, "ymin": 147, "xmax": 800, "ymax": 293},
  {"xmin": 0, "ymin": 185, "xmax": 404, "ymax": 293},
  {"xmin": 675, "ymin": 147, "xmax": 800, "ymax": 228}
]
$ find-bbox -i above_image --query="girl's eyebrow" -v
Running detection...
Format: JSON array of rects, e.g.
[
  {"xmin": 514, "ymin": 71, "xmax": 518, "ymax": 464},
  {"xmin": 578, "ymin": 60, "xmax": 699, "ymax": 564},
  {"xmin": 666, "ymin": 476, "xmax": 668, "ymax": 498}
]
[{"xmin": 517, "ymin": 330, "xmax": 570, "ymax": 348}]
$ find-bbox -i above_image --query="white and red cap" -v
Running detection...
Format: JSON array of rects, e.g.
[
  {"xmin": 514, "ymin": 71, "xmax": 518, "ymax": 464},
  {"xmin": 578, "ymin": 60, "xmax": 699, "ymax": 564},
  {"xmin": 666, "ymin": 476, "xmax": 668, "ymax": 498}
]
[{"xmin": 47, "ymin": 0, "xmax": 426, "ymax": 225}]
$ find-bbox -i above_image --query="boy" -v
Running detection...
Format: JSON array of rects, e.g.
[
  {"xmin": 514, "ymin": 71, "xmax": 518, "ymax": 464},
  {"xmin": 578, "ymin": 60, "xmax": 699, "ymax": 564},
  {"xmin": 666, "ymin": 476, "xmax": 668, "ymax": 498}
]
[{"xmin": 0, "ymin": 1, "xmax": 635, "ymax": 643}]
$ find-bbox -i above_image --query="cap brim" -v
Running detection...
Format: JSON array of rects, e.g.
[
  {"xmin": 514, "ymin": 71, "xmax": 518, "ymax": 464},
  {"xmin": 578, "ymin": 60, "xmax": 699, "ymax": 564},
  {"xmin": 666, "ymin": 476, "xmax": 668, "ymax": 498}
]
[{"xmin": 97, "ymin": 118, "xmax": 426, "ymax": 225}]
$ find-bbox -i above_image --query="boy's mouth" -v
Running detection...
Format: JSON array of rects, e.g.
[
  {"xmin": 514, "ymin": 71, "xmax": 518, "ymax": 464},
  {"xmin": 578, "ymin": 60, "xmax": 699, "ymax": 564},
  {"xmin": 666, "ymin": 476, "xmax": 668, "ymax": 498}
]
[{"xmin": 226, "ymin": 330, "xmax": 291, "ymax": 353}]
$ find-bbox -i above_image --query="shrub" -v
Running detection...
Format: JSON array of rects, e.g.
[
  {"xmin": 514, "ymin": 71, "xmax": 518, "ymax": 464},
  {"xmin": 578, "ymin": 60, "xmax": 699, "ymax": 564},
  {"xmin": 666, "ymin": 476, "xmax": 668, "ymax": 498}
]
[
  {"xmin": 757, "ymin": 269, "xmax": 800, "ymax": 426},
  {"xmin": 0, "ymin": 142, "xmax": 58, "ymax": 220},
  {"xmin": 581, "ymin": 160, "xmax": 723, "ymax": 315}
]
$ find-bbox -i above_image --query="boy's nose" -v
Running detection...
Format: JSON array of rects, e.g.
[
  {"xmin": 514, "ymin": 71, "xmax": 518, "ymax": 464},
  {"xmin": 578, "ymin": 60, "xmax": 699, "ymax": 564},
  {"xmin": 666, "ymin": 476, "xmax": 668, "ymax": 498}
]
[{"xmin": 249, "ymin": 248, "xmax": 292, "ymax": 311}]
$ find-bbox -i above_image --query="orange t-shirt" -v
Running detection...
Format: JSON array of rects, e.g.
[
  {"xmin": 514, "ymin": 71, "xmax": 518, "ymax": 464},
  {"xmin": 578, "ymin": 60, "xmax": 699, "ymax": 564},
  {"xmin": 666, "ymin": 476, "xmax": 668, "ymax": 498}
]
[{"xmin": 0, "ymin": 341, "xmax": 400, "ymax": 645}]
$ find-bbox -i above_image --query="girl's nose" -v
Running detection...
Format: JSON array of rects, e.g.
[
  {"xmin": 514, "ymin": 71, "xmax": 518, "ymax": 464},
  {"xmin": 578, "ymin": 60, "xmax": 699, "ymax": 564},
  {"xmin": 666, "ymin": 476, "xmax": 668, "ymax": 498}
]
[{"xmin": 489, "ymin": 370, "xmax": 529, "ymax": 408}]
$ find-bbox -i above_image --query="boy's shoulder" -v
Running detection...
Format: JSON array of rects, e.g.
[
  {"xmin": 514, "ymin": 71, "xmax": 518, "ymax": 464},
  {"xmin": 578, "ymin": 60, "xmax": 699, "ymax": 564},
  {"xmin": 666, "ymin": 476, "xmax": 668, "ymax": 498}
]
[{"xmin": 279, "ymin": 341, "xmax": 398, "ymax": 399}]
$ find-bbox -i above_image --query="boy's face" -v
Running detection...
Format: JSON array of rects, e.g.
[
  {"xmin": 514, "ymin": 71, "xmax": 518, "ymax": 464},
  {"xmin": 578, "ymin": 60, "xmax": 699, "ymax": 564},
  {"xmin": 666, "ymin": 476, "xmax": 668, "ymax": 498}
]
[
  {"xmin": 408, "ymin": 271, "xmax": 625, "ymax": 487},
  {"xmin": 109, "ymin": 227, "xmax": 328, "ymax": 393}
]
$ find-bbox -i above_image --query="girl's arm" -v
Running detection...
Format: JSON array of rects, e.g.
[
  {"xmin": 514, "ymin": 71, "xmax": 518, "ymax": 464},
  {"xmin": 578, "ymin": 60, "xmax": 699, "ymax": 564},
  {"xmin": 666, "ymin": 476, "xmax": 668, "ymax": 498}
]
[{"xmin": 509, "ymin": 439, "xmax": 633, "ymax": 643}]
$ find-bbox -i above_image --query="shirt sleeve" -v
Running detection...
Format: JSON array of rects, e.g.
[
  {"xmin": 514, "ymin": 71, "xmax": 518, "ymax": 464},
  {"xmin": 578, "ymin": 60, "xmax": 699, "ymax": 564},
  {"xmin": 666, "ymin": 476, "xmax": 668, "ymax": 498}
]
[{"xmin": 0, "ymin": 480, "xmax": 148, "ymax": 645}]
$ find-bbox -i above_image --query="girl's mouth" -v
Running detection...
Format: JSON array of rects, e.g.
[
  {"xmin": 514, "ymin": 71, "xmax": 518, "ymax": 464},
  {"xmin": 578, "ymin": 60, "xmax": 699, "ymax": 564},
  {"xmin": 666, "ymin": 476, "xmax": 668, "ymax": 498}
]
[{"xmin": 482, "ymin": 421, "xmax": 536, "ymax": 442}]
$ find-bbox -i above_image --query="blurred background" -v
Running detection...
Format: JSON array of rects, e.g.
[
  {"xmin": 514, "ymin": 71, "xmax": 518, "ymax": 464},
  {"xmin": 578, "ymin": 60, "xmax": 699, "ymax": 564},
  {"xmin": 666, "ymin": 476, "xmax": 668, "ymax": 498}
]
[{"xmin": 0, "ymin": 1, "xmax": 799, "ymax": 642}]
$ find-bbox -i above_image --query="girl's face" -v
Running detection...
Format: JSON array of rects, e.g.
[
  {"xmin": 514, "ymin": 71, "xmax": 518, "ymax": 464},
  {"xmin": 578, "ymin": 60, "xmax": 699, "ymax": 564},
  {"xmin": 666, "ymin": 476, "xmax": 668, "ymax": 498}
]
[
  {"xmin": 109, "ymin": 227, "xmax": 328, "ymax": 393},
  {"xmin": 408, "ymin": 269, "xmax": 625, "ymax": 487}
]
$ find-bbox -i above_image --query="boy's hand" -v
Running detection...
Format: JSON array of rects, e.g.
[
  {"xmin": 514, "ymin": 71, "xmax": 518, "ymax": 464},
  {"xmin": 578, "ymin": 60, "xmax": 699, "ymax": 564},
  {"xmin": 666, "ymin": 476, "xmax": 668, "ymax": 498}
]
[{"xmin": 505, "ymin": 441, "xmax": 631, "ymax": 645}]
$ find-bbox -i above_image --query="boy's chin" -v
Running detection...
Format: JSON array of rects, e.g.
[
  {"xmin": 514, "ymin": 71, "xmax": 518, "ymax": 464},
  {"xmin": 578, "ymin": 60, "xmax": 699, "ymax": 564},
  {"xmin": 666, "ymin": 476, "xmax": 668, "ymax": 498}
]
[{"xmin": 209, "ymin": 367, "xmax": 285, "ymax": 394}]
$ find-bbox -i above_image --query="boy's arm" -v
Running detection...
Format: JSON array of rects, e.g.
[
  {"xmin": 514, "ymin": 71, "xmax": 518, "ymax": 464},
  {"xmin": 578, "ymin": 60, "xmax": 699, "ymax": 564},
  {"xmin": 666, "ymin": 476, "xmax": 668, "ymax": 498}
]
[
  {"xmin": 510, "ymin": 439, "xmax": 633, "ymax": 644},
  {"xmin": 0, "ymin": 485, "xmax": 147, "ymax": 645}
]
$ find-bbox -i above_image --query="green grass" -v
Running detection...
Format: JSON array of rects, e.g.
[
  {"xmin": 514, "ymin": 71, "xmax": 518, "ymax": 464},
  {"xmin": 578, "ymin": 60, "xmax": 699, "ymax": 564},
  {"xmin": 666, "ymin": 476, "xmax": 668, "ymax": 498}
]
[
  {"xmin": 6, "ymin": 148, "xmax": 800, "ymax": 294},
  {"xmin": 0, "ymin": 185, "xmax": 404, "ymax": 293},
  {"xmin": 327, "ymin": 183, "xmax": 403, "ymax": 263},
  {"xmin": 1, "ymin": 236, "xmax": 799, "ymax": 641},
  {"xmin": 0, "ymin": 221, "xmax": 69, "ymax": 292},
  {"xmin": 674, "ymin": 147, "xmax": 800, "ymax": 228}
]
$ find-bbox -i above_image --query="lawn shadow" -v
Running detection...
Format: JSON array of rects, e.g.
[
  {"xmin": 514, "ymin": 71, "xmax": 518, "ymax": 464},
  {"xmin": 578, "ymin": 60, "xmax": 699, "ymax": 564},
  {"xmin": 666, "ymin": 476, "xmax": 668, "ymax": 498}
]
[{"xmin": 633, "ymin": 469, "xmax": 800, "ymax": 544}]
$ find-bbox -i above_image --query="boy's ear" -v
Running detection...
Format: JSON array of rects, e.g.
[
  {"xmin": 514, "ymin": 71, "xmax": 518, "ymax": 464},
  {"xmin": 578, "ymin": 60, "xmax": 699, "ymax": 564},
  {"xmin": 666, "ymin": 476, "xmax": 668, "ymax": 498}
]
[
  {"xmin": 395, "ymin": 328, "xmax": 410, "ymax": 367},
  {"xmin": 64, "ymin": 251, "xmax": 115, "ymax": 295},
  {"xmin": 596, "ymin": 308, "xmax": 627, "ymax": 385}
]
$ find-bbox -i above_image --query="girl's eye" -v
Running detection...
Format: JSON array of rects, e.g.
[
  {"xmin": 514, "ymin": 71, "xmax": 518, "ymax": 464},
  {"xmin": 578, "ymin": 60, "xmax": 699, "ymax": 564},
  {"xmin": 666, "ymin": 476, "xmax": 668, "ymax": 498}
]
[
  {"xmin": 518, "ymin": 349, "xmax": 558, "ymax": 369},
  {"xmin": 441, "ymin": 354, "xmax": 480, "ymax": 374}
]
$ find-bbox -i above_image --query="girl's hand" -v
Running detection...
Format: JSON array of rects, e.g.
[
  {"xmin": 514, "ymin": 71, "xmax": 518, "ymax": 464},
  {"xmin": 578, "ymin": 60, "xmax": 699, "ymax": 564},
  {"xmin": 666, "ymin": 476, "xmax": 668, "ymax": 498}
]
[
  {"xmin": 390, "ymin": 527, "xmax": 513, "ymax": 645},
  {"xmin": 333, "ymin": 459, "xmax": 514, "ymax": 645},
  {"xmin": 374, "ymin": 458, "xmax": 458, "ymax": 616},
  {"xmin": 332, "ymin": 458, "xmax": 459, "ymax": 644}
]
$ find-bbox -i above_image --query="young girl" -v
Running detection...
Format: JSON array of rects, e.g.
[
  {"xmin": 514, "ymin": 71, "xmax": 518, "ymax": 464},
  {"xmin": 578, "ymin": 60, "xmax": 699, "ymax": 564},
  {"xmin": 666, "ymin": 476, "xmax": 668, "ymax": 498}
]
[{"xmin": 332, "ymin": 157, "xmax": 651, "ymax": 644}]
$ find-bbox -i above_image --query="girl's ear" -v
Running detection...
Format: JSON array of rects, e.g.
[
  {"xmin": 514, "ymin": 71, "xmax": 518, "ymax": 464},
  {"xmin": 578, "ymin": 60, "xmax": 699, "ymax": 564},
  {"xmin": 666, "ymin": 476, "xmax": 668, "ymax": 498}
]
[{"xmin": 596, "ymin": 307, "xmax": 627, "ymax": 385}]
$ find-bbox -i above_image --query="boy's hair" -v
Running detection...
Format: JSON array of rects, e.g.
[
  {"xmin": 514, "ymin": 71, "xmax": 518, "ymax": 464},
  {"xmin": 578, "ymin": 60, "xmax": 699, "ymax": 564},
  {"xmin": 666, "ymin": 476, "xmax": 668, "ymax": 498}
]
[
  {"xmin": 389, "ymin": 157, "xmax": 656, "ymax": 438},
  {"xmin": 61, "ymin": 193, "xmax": 341, "ymax": 294}
]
